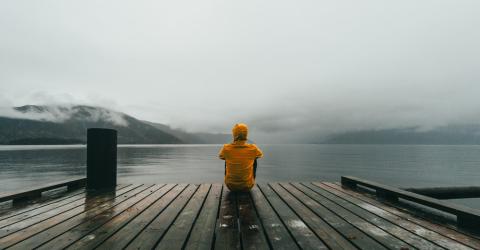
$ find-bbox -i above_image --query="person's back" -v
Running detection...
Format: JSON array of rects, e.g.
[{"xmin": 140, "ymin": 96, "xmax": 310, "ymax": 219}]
[{"xmin": 219, "ymin": 123, "xmax": 263, "ymax": 191}]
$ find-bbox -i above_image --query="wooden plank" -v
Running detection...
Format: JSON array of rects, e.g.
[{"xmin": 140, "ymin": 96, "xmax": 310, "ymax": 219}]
[
  {"xmin": 213, "ymin": 186, "xmax": 241, "ymax": 250},
  {"xmin": 0, "ymin": 178, "xmax": 86, "ymax": 203},
  {"xmin": 0, "ymin": 192, "xmax": 88, "ymax": 229},
  {"xmin": 292, "ymin": 182, "xmax": 412, "ymax": 249},
  {"xmin": 304, "ymin": 182, "xmax": 444, "ymax": 250},
  {"xmin": 321, "ymin": 182, "xmax": 478, "ymax": 250},
  {"xmin": 236, "ymin": 190, "xmax": 270, "ymax": 250},
  {"xmin": 280, "ymin": 183, "xmax": 387, "ymax": 250},
  {"xmin": 326, "ymin": 182, "xmax": 480, "ymax": 249},
  {"xmin": 1, "ymin": 193, "xmax": 106, "ymax": 238},
  {"xmin": 257, "ymin": 183, "xmax": 328, "ymax": 250},
  {"xmin": 249, "ymin": 185, "xmax": 299, "ymax": 250},
  {"xmin": 184, "ymin": 184, "xmax": 223, "ymax": 250},
  {"xmin": 0, "ymin": 184, "xmax": 133, "ymax": 239},
  {"xmin": 155, "ymin": 184, "xmax": 211, "ymax": 250},
  {"xmin": 211, "ymin": 186, "xmax": 239, "ymax": 250},
  {"xmin": 321, "ymin": 182, "xmax": 477, "ymax": 250},
  {"xmin": 94, "ymin": 184, "xmax": 187, "ymax": 250},
  {"xmin": 335, "ymin": 181, "xmax": 480, "ymax": 239},
  {"xmin": 341, "ymin": 176, "xmax": 480, "ymax": 228},
  {"xmin": 3, "ymin": 181, "xmax": 478, "ymax": 250},
  {"xmin": 269, "ymin": 183, "xmax": 356, "ymax": 250},
  {"xmin": 0, "ymin": 185, "xmax": 129, "ymax": 229},
  {"xmin": 0, "ymin": 188, "xmax": 86, "ymax": 219},
  {"xmin": 8, "ymin": 185, "xmax": 146, "ymax": 250},
  {"xmin": 0, "ymin": 184, "xmax": 144, "ymax": 249},
  {"xmin": 32, "ymin": 184, "xmax": 169, "ymax": 250},
  {"xmin": 124, "ymin": 184, "xmax": 199, "ymax": 249}
]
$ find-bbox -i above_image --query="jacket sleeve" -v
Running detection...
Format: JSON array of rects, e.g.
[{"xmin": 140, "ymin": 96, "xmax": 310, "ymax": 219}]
[
  {"xmin": 219, "ymin": 145, "xmax": 226, "ymax": 160},
  {"xmin": 255, "ymin": 145, "xmax": 263, "ymax": 158}
]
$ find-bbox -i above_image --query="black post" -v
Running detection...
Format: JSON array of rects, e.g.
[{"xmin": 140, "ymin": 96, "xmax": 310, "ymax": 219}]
[
  {"xmin": 87, "ymin": 128, "xmax": 117, "ymax": 190},
  {"xmin": 377, "ymin": 190, "xmax": 399, "ymax": 202},
  {"xmin": 341, "ymin": 176, "xmax": 357, "ymax": 189}
]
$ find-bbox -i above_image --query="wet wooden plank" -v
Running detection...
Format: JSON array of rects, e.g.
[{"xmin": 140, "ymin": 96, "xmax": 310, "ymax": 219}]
[
  {"xmin": 184, "ymin": 184, "xmax": 223, "ymax": 250},
  {"xmin": 2, "ymin": 181, "xmax": 479, "ymax": 250},
  {"xmin": 0, "ymin": 185, "xmax": 129, "ymax": 229},
  {"xmin": 341, "ymin": 176, "xmax": 480, "ymax": 228},
  {"xmin": 156, "ymin": 184, "xmax": 211, "ymax": 250},
  {"xmin": 1, "ymin": 184, "xmax": 143, "ymax": 249},
  {"xmin": 319, "ymin": 182, "xmax": 476, "ymax": 250},
  {"xmin": 0, "ymin": 186, "xmax": 126, "ymax": 239},
  {"xmin": 50, "ymin": 184, "xmax": 174, "ymax": 249},
  {"xmin": 125, "ymin": 184, "xmax": 199, "ymax": 249},
  {"xmin": 6, "ymin": 185, "xmax": 146, "ymax": 250},
  {"xmin": 257, "ymin": 183, "xmax": 328, "ymax": 250},
  {"xmin": 236, "ymin": 191, "xmax": 270, "ymax": 250},
  {"xmin": 213, "ymin": 186, "xmax": 241, "ymax": 250},
  {"xmin": 292, "ymin": 182, "xmax": 411, "ymax": 249},
  {"xmin": 40, "ymin": 184, "xmax": 171, "ymax": 250},
  {"xmin": 269, "ymin": 183, "xmax": 356, "ymax": 250},
  {"xmin": 304, "ymin": 182, "xmax": 444, "ymax": 250},
  {"xmin": 94, "ymin": 184, "xmax": 186, "ymax": 249},
  {"xmin": 0, "ymin": 188, "xmax": 85, "ymax": 219},
  {"xmin": 0, "ymin": 178, "xmax": 86, "ymax": 203},
  {"xmin": 325, "ymin": 182, "xmax": 480, "ymax": 249},
  {"xmin": 250, "ymin": 186, "xmax": 299, "ymax": 250},
  {"xmin": 280, "ymin": 183, "xmax": 387, "ymax": 250},
  {"xmin": 0, "ymin": 190, "xmax": 87, "ymax": 227},
  {"xmin": 0, "ymin": 185, "xmax": 131, "ymax": 239}
]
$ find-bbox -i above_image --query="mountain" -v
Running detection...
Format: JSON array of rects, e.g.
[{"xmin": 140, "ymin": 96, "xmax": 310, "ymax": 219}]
[
  {"xmin": 321, "ymin": 125, "xmax": 480, "ymax": 145},
  {"xmin": 0, "ymin": 105, "xmax": 182, "ymax": 144},
  {"xmin": 4, "ymin": 105, "xmax": 480, "ymax": 145},
  {"xmin": 0, "ymin": 105, "xmax": 232, "ymax": 145}
]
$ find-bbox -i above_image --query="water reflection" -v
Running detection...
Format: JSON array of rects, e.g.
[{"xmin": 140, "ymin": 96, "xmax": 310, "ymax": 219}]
[{"xmin": 83, "ymin": 189, "xmax": 117, "ymax": 222}]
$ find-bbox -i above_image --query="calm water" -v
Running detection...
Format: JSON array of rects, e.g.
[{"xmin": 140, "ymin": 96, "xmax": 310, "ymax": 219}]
[{"xmin": 0, "ymin": 144, "xmax": 479, "ymax": 209}]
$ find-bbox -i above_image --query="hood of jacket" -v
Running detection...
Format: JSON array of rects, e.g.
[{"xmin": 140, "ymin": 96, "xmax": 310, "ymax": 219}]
[{"xmin": 232, "ymin": 123, "xmax": 248, "ymax": 142}]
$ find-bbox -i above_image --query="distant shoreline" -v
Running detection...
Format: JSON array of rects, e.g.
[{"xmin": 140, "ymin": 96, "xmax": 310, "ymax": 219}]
[{"xmin": 2, "ymin": 143, "xmax": 480, "ymax": 146}]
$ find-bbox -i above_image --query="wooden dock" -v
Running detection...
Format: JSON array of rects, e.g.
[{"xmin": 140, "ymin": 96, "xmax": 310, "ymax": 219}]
[{"xmin": 0, "ymin": 181, "xmax": 479, "ymax": 249}]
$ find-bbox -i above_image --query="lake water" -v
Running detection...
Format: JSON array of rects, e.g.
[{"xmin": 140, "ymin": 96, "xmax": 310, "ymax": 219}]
[{"xmin": 0, "ymin": 144, "xmax": 479, "ymax": 209}]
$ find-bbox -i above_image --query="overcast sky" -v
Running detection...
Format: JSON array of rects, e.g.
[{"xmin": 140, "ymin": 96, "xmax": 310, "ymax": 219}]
[{"xmin": 1, "ymin": 0, "xmax": 479, "ymax": 142}]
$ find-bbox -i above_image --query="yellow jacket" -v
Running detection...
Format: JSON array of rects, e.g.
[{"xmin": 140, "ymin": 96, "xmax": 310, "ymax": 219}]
[{"xmin": 219, "ymin": 124, "xmax": 263, "ymax": 191}]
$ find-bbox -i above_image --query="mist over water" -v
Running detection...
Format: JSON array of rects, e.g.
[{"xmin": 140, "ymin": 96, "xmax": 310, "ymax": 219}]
[{"xmin": 1, "ymin": 144, "xmax": 479, "ymax": 209}]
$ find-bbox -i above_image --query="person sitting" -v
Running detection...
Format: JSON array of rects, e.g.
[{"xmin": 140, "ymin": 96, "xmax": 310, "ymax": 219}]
[{"xmin": 218, "ymin": 123, "xmax": 263, "ymax": 192}]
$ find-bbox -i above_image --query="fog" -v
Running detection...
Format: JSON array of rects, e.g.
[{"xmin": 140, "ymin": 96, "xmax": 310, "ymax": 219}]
[
  {"xmin": 0, "ymin": 105, "xmax": 129, "ymax": 126},
  {"xmin": 1, "ymin": 0, "xmax": 479, "ymax": 142}
]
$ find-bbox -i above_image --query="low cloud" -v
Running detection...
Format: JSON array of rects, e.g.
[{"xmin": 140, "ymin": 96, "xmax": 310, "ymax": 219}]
[{"xmin": 0, "ymin": 105, "xmax": 129, "ymax": 127}]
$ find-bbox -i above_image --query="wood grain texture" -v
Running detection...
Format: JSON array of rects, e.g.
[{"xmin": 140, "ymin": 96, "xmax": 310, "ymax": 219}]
[
  {"xmin": 1, "ymin": 184, "xmax": 142, "ymax": 249},
  {"xmin": 1, "ymin": 181, "xmax": 479, "ymax": 250},
  {"xmin": 325, "ymin": 182, "xmax": 480, "ymax": 249},
  {"xmin": 184, "ymin": 184, "xmax": 223, "ymax": 250}
]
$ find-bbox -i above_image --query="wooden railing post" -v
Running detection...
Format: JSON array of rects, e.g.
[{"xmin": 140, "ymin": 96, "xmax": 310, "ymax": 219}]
[
  {"xmin": 87, "ymin": 128, "xmax": 117, "ymax": 190},
  {"xmin": 377, "ymin": 190, "xmax": 399, "ymax": 202},
  {"xmin": 341, "ymin": 176, "xmax": 357, "ymax": 189},
  {"xmin": 457, "ymin": 213, "xmax": 480, "ymax": 230}
]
